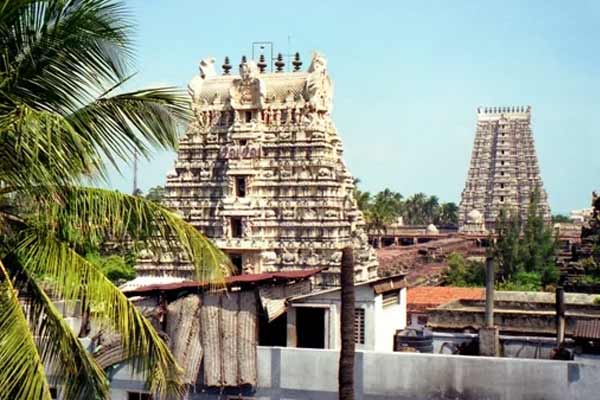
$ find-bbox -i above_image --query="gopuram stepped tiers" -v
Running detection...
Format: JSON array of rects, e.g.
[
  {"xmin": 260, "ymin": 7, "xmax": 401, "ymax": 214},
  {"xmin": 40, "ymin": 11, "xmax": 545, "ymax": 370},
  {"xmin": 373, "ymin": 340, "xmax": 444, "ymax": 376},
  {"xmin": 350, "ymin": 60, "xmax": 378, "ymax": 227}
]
[
  {"xmin": 140, "ymin": 53, "xmax": 378, "ymax": 286},
  {"xmin": 458, "ymin": 106, "xmax": 551, "ymax": 232}
]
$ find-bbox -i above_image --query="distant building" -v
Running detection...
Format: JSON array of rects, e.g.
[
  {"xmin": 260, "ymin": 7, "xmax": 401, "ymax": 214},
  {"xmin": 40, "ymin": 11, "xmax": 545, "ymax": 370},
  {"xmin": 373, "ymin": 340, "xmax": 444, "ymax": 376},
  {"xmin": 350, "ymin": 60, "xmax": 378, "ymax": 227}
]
[
  {"xmin": 406, "ymin": 286, "xmax": 484, "ymax": 328},
  {"xmin": 458, "ymin": 106, "xmax": 551, "ymax": 231}
]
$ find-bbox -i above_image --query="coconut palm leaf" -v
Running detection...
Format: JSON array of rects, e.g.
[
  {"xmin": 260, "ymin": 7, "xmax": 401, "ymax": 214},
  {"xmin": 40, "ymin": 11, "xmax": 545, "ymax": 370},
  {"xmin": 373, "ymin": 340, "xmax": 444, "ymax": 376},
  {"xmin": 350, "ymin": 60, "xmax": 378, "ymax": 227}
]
[
  {"xmin": 28, "ymin": 186, "xmax": 231, "ymax": 282},
  {"xmin": 10, "ymin": 258, "xmax": 109, "ymax": 399},
  {"xmin": 0, "ymin": 259, "xmax": 52, "ymax": 400},
  {"xmin": 15, "ymin": 230, "xmax": 183, "ymax": 396}
]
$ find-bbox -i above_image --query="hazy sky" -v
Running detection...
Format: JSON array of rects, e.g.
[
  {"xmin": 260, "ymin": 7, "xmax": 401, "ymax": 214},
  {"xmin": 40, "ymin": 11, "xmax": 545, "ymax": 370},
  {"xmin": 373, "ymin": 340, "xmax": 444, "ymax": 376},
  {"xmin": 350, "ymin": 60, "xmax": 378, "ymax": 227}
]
[{"xmin": 107, "ymin": 0, "xmax": 600, "ymax": 214}]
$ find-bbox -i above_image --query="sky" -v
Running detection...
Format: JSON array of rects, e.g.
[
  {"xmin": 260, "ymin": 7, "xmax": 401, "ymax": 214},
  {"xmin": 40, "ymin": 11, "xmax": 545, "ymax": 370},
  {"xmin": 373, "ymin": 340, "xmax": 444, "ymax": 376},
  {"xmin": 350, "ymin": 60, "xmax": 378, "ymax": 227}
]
[{"xmin": 106, "ymin": 0, "xmax": 600, "ymax": 214}]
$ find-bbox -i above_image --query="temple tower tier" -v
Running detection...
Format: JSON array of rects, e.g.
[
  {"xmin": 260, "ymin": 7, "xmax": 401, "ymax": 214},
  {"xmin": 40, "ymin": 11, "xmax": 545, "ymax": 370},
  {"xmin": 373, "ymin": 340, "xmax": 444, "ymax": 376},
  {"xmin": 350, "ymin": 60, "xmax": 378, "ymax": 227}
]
[
  {"xmin": 139, "ymin": 53, "xmax": 378, "ymax": 286},
  {"xmin": 458, "ymin": 106, "xmax": 551, "ymax": 231}
]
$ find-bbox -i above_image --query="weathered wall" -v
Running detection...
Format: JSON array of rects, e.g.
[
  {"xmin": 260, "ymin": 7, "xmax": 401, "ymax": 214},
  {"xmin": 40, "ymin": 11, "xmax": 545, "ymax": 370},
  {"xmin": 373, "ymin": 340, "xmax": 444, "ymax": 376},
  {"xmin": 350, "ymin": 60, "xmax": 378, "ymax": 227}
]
[
  {"xmin": 109, "ymin": 347, "xmax": 600, "ymax": 400},
  {"xmin": 253, "ymin": 347, "xmax": 600, "ymax": 400}
]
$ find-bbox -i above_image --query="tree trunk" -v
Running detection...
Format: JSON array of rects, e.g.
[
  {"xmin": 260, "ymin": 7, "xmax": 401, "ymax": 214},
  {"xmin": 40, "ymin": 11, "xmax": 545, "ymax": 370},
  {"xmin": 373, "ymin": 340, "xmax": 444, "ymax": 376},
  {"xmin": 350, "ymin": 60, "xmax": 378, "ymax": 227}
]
[{"xmin": 339, "ymin": 247, "xmax": 355, "ymax": 400}]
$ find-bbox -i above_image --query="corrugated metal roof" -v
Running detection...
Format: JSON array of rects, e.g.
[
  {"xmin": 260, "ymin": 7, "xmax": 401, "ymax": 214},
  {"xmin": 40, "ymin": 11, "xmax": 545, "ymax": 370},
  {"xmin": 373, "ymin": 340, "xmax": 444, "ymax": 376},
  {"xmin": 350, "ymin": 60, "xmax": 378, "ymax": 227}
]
[
  {"xmin": 573, "ymin": 319, "xmax": 600, "ymax": 340},
  {"xmin": 122, "ymin": 268, "xmax": 322, "ymax": 296}
]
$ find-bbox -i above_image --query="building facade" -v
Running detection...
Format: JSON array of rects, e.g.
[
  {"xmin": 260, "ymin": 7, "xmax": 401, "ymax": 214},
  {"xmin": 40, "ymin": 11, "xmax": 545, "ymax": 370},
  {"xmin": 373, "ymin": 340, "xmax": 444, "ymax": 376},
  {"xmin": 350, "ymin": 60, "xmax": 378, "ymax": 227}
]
[
  {"xmin": 141, "ymin": 53, "xmax": 377, "ymax": 285},
  {"xmin": 458, "ymin": 106, "xmax": 550, "ymax": 231}
]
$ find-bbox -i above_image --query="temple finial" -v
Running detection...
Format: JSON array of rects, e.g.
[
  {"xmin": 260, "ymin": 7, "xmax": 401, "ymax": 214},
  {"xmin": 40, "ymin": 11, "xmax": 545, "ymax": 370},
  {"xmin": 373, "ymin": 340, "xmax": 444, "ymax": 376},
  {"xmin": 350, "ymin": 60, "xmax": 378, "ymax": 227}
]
[
  {"xmin": 222, "ymin": 56, "xmax": 232, "ymax": 75},
  {"xmin": 292, "ymin": 52, "xmax": 302, "ymax": 71},
  {"xmin": 275, "ymin": 53, "xmax": 285, "ymax": 72},
  {"xmin": 258, "ymin": 54, "xmax": 267, "ymax": 73}
]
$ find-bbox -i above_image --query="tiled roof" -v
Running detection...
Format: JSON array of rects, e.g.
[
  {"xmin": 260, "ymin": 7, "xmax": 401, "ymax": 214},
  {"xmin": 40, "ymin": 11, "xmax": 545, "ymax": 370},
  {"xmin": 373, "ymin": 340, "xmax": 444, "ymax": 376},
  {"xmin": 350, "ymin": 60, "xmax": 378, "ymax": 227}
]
[
  {"xmin": 123, "ymin": 268, "xmax": 322, "ymax": 296},
  {"xmin": 407, "ymin": 286, "xmax": 484, "ymax": 313},
  {"xmin": 573, "ymin": 319, "xmax": 600, "ymax": 340}
]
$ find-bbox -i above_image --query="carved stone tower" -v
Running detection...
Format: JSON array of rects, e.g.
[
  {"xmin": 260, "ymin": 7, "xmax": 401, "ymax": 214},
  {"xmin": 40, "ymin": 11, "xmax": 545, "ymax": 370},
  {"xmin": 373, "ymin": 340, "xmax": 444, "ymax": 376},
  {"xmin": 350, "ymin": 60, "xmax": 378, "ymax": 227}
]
[
  {"xmin": 458, "ymin": 106, "xmax": 551, "ymax": 231},
  {"xmin": 150, "ymin": 53, "xmax": 377, "ymax": 286}
]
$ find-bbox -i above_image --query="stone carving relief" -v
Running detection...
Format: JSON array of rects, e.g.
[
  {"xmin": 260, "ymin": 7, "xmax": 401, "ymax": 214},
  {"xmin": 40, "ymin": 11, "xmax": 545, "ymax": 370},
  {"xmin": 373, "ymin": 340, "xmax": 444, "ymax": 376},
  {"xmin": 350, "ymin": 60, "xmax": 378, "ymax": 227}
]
[
  {"xmin": 230, "ymin": 61, "xmax": 266, "ymax": 109},
  {"xmin": 188, "ymin": 57, "xmax": 217, "ymax": 102},
  {"xmin": 305, "ymin": 52, "xmax": 333, "ymax": 112}
]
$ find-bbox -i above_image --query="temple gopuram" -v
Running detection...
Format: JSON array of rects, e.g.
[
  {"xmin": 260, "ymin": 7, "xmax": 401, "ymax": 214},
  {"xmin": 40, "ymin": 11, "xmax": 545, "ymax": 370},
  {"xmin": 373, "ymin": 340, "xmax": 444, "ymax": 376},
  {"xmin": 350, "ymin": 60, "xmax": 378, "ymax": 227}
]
[
  {"xmin": 458, "ymin": 106, "xmax": 551, "ymax": 231},
  {"xmin": 139, "ymin": 53, "xmax": 377, "ymax": 286}
]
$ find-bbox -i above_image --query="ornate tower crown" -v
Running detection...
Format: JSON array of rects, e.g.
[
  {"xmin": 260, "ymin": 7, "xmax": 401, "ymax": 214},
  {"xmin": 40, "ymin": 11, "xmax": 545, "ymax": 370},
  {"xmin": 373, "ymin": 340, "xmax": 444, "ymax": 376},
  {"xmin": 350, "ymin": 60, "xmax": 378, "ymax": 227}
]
[
  {"xmin": 459, "ymin": 106, "xmax": 551, "ymax": 231},
  {"xmin": 141, "ymin": 52, "xmax": 377, "ymax": 286}
]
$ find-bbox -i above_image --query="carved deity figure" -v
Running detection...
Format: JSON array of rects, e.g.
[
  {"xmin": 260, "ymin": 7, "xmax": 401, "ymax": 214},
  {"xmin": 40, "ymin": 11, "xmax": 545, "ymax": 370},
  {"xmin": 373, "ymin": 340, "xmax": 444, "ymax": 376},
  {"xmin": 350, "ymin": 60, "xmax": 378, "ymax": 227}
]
[
  {"xmin": 188, "ymin": 58, "xmax": 217, "ymax": 103},
  {"xmin": 230, "ymin": 61, "xmax": 266, "ymax": 108},
  {"xmin": 305, "ymin": 52, "xmax": 333, "ymax": 112}
]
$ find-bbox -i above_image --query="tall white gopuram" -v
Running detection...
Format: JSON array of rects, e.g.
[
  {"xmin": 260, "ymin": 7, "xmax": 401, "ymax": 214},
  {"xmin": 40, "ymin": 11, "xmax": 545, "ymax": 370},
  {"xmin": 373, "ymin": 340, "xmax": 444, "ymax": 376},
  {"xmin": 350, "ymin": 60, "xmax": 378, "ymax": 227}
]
[
  {"xmin": 458, "ymin": 106, "xmax": 551, "ymax": 231},
  {"xmin": 141, "ymin": 53, "xmax": 378, "ymax": 286}
]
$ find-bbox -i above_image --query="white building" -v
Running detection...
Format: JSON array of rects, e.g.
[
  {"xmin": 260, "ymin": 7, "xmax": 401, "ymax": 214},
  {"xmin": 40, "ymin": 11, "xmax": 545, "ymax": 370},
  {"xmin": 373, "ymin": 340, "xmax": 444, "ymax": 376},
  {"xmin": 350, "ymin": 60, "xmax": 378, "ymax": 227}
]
[{"xmin": 285, "ymin": 274, "xmax": 407, "ymax": 352}]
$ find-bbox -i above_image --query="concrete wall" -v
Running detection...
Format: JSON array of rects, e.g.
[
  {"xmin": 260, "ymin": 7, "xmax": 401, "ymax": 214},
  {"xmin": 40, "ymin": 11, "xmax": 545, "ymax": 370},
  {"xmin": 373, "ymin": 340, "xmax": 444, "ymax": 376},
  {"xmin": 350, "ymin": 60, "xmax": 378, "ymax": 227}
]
[
  {"xmin": 253, "ymin": 347, "xmax": 600, "ymax": 400},
  {"xmin": 106, "ymin": 347, "xmax": 600, "ymax": 400}
]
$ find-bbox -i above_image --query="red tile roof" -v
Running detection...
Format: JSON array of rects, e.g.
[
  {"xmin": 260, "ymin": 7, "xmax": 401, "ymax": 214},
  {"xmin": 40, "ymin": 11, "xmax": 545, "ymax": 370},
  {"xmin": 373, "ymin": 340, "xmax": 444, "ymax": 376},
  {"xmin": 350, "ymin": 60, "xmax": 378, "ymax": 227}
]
[
  {"xmin": 407, "ymin": 286, "xmax": 484, "ymax": 313},
  {"xmin": 123, "ymin": 268, "xmax": 322, "ymax": 296}
]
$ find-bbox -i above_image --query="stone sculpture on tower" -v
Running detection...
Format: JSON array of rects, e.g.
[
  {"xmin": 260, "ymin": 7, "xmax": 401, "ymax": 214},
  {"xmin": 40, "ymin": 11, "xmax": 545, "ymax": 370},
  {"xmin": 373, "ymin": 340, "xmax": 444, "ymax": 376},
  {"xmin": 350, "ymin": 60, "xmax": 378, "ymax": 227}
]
[{"xmin": 138, "ymin": 52, "xmax": 378, "ymax": 286}]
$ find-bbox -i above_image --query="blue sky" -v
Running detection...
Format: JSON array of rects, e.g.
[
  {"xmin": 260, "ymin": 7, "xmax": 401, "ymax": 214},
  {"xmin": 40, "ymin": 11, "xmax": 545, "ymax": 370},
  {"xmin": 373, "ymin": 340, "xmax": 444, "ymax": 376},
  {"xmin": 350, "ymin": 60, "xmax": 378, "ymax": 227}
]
[{"xmin": 107, "ymin": 0, "xmax": 600, "ymax": 214}]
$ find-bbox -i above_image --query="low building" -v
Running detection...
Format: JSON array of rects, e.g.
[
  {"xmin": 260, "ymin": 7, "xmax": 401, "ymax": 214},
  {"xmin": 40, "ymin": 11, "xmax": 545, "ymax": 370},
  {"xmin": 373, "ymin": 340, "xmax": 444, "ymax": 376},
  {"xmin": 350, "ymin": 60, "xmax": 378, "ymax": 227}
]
[
  {"xmin": 287, "ymin": 274, "xmax": 407, "ymax": 352},
  {"xmin": 426, "ymin": 290, "xmax": 600, "ymax": 359},
  {"xmin": 407, "ymin": 286, "xmax": 484, "ymax": 328}
]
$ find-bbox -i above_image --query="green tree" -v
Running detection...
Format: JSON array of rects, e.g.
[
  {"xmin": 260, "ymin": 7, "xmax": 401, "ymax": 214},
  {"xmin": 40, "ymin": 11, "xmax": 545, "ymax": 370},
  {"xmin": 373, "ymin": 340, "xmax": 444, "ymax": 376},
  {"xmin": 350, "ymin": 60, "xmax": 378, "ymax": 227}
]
[
  {"xmin": 489, "ymin": 208, "xmax": 522, "ymax": 282},
  {"xmin": 520, "ymin": 189, "xmax": 558, "ymax": 286},
  {"xmin": 552, "ymin": 214, "xmax": 570, "ymax": 223},
  {"xmin": 489, "ymin": 189, "xmax": 558, "ymax": 289},
  {"xmin": 0, "ymin": 1, "xmax": 230, "ymax": 399},
  {"xmin": 146, "ymin": 185, "xmax": 166, "ymax": 203},
  {"xmin": 443, "ymin": 252, "xmax": 485, "ymax": 287},
  {"xmin": 86, "ymin": 251, "xmax": 136, "ymax": 286}
]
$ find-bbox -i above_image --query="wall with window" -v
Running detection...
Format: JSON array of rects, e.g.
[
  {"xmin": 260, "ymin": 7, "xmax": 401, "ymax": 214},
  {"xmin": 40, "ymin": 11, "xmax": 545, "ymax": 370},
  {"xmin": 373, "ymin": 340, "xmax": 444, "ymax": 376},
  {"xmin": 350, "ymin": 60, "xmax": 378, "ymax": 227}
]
[{"xmin": 288, "ymin": 284, "xmax": 406, "ymax": 352}]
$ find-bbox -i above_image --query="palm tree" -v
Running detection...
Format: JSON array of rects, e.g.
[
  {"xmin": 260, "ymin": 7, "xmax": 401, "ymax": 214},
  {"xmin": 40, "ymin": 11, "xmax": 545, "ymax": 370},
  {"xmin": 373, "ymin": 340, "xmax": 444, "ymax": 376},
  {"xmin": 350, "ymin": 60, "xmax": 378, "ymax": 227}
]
[
  {"xmin": 0, "ymin": 1, "xmax": 229, "ymax": 399},
  {"xmin": 338, "ymin": 247, "xmax": 355, "ymax": 400}
]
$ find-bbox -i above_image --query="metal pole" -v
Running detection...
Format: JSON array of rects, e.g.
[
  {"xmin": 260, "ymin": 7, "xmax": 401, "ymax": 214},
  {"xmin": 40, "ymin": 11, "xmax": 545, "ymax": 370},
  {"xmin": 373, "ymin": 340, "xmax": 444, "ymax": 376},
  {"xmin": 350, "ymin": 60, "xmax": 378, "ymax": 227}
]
[
  {"xmin": 485, "ymin": 257, "xmax": 495, "ymax": 328},
  {"xmin": 556, "ymin": 287, "xmax": 565, "ymax": 345}
]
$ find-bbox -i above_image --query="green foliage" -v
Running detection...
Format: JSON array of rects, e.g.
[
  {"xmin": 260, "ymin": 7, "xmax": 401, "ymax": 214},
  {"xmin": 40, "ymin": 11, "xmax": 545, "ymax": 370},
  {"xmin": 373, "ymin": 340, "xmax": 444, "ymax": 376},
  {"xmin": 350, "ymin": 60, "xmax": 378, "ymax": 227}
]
[
  {"xmin": 497, "ymin": 271, "xmax": 542, "ymax": 292},
  {"xmin": 593, "ymin": 296, "xmax": 600, "ymax": 305},
  {"xmin": 0, "ymin": 1, "xmax": 231, "ymax": 398},
  {"xmin": 85, "ymin": 252, "xmax": 136, "ymax": 285},
  {"xmin": 552, "ymin": 214, "xmax": 571, "ymax": 223},
  {"xmin": 488, "ymin": 188, "xmax": 559, "ymax": 290},
  {"xmin": 146, "ymin": 185, "xmax": 166, "ymax": 203},
  {"xmin": 353, "ymin": 182, "xmax": 459, "ymax": 230},
  {"xmin": 443, "ymin": 253, "xmax": 486, "ymax": 287}
]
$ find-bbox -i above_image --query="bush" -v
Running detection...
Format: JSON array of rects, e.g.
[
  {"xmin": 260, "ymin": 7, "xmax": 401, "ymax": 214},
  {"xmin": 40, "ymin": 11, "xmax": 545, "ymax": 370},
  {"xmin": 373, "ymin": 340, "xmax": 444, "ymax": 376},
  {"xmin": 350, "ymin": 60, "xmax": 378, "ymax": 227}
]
[
  {"xmin": 444, "ymin": 253, "xmax": 485, "ymax": 287},
  {"xmin": 85, "ymin": 252, "xmax": 136, "ymax": 285}
]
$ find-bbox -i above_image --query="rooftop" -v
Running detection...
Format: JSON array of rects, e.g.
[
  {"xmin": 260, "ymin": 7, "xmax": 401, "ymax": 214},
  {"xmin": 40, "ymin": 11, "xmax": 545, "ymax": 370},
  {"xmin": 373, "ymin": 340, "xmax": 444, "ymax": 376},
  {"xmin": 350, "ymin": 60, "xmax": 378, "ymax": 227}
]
[{"xmin": 407, "ymin": 286, "xmax": 484, "ymax": 313}]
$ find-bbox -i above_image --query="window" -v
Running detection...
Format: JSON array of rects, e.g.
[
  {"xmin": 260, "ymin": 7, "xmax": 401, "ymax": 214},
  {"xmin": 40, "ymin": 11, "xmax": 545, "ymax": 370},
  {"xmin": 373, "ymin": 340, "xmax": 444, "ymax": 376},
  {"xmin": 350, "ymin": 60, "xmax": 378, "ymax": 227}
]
[
  {"xmin": 501, "ymin": 161, "xmax": 505, "ymax": 166},
  {"xmin": 229, "ymin": 253, "xmax": 243, "ymax": 271},
  {"xmin": 500, "ymin": 196, "xmax": 505, "ymax": 202},
  {"xmin": 355, "ymin": 308, "xmax": 365, "ymax": 344},
  {"xmin": 417, "ymin": 315, "xmax": 429, "ymax": 326},
  {"xmin": 501, "ymin": 150, "xmax": 505, "ymax": 155},
  {"xmin": 500, "ymin": 183, "xmax": 505, "ymax": 189},
  {"xmin": 231, "ymin": 217, "xmax": 243, "ymax": 238},
  {"xmin": 50, "ymin": 388, "xmax": 59, "ymax": 400},
  {"xmin": 245, "ymin": 111, "xmax": 252, "ymax": 123},
  {"xmin": 501, "ymin": 172, "xmax": 505, "ymax": 176},
  {"xmin": 382, "ymin": 290, "xmax": 400, "ymax": 307},
  {"xmin": 235, "ymin": 176, "xmax": 247, "ymax": 197},
  {"xmin": 128, "ymin": 393, "xmax": 153, "ymax": 400}
]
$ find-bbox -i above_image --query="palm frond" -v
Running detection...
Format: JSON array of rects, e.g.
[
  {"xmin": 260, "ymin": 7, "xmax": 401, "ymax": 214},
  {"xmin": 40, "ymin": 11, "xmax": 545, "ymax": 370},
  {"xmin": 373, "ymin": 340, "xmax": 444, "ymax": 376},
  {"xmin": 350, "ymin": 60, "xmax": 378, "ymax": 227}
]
[
  {"xmin": 15, "ymin": 232, "xmax": 184, "ymax": 397},
  {"xmin": 0, "ymin": 259, "xmax": 52, "ymax": 400},
  {"xmin": 30, "ymin": 186, "xmax": 231, "ymax": 282},
  {"xmin": 10, "ymin": 259, "xmax": 110, "ymax": 399},
  {"xmin": 66, "ymin": 87, "xmax": 192, "ymax": 168},
  {"xmin": 1, "ymin": 0, "xmax": 132, "ymax": 110}
]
